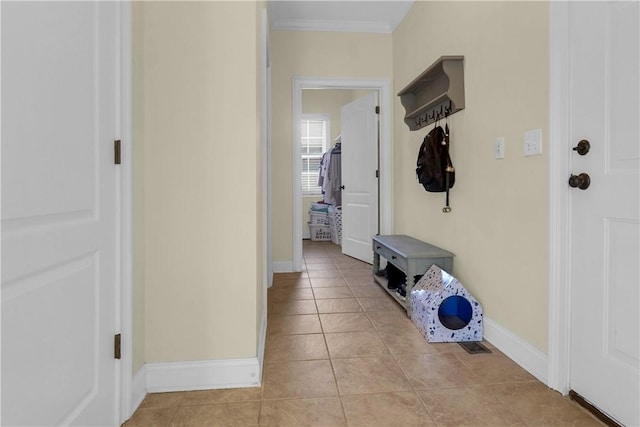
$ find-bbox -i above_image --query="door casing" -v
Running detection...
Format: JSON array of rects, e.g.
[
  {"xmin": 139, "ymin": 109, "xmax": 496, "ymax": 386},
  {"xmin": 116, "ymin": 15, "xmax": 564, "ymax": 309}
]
[
  {"xmin": 291, "ymin": 78, "xmax": 393, "ymax": 271},
  {"xmin": 547, "ymin": 1, "xmax": 572, "ymax": 394},
  {"xmin": 118, "ymin": 1, "xmax": 135, "ymax": 422}
]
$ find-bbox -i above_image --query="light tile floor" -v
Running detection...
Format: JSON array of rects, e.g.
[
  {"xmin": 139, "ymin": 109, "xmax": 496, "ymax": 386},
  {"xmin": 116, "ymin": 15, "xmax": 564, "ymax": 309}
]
[{"xmin": 124, "ymin": 241, "xmax": 604, "ymax": 427}]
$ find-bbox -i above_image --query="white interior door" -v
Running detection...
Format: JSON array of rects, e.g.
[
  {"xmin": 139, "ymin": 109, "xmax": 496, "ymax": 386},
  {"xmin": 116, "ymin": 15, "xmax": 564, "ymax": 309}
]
[
  {"xmin": 340, "ymin": 92, "xmax": 378, "ymax": 263},
  {"xmin": 569, "ymin": 2, "xmax": 639, "ymax": 425},
  {"xmin": 1, "ymin": 2, "xmax": 120, "ymax": 425}
]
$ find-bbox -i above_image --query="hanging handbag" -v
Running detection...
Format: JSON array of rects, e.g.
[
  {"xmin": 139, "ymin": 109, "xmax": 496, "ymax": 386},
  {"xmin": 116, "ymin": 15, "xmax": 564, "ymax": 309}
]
[{"xmin": 415, "ymin": 122, "xmax": 455, "ymax": 212}]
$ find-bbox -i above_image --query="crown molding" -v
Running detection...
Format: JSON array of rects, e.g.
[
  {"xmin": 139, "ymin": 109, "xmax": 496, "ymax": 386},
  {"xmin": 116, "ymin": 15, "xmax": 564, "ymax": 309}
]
[{"xmin": 271, "ymin": 18, "xmax": 394, "ymax": 34}]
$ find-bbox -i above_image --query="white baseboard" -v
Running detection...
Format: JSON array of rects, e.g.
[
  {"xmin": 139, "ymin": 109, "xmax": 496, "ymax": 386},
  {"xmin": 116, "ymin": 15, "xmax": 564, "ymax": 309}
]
[
  {"xmin": 483, "ymin": 316, "xmax": 549, "ymax": 385},
  {"xmin": 130, "ymin": 366, "xmax": 148, "ymax": 416},
  {"xmin": 131, "ymin": 316, "xmax": 266, "ymax": 406},
  {"xmin": 257, "ymin": 313, "xmax": 267, "ymax": 383},
  {"xmin": 145, "ymin": 358, "xmax": 261, "ymax": 393},
  {"xmin": 272, "ymin": 261, "xmax": 294, "ymax": 273}
]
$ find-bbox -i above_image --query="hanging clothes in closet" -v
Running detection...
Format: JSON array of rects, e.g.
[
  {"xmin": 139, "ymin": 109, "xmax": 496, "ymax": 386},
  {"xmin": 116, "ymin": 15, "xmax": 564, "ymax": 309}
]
[{"xmin": 318, "ymin": 136, "xmax": 342, "ymax": 206}]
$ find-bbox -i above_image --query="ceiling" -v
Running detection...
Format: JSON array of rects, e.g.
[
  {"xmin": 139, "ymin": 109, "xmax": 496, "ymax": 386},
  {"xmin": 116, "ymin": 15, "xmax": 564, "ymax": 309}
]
[{"xmin": 268, "ymin": 0, "xmax": 415, "ymax": 33}]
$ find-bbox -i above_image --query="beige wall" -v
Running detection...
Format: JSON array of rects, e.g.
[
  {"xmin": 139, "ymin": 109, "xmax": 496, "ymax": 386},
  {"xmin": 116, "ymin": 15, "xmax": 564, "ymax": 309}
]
[
  {"xmin": 134, "ymin": 1, "xmax": 263, "ymax": 365},
  {"xmin": 131, "ymin": 0, "xmax": 549, "ymax": 375},
  {"xmin": 303, "ymin": 89, "xmax": 355, "ymax": 143},
  {"xmin": 270, "ymin": 31, "xmax": 393, "ymax": 263},
  {"xmin": 393, "ymin": 1, "xmax": 549, "ymax": 351}
]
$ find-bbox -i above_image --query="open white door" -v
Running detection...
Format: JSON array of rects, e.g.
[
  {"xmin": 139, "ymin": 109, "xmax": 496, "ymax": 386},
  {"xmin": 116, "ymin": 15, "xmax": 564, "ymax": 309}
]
[
  {"xmin": 340, "ymin": 92, "xmax": 378, "ymax": 263},
  {"xmin": 2, "ymin": 2, "xmax": 121, "ymax": 425},
  {"xmin": 568, "ymin": 2, "xmax": 639, "ymax": 425}
]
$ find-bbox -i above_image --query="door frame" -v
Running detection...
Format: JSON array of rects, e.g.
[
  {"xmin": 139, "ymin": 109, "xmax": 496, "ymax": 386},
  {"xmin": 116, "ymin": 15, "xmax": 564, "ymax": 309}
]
[
  {"xmin": 291, "ymin": 78, "xmax": 393, "ymax": 271},
  {"xmin": 547, "ymin": 1, "xmax": 574, "ymax": 394},
  {"xmin": 117, "ymin": 1, "xmax": 134, "ymax": 422}
]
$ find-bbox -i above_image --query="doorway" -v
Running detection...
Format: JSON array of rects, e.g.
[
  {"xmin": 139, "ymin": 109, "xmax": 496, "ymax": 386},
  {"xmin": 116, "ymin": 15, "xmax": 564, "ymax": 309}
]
[{"xmin": 292, "ymin": 78, "xmax": 393, "ymax": 271}]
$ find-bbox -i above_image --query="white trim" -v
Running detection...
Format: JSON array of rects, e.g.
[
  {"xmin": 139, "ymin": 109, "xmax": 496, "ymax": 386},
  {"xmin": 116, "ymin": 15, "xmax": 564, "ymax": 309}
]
[
  {"xmin": 547, "ymin": 1, "xmax": 572, "ymax": 395},
  {"xmin": 145, "ymin": 359, "xmax": 261, "ymax": 393},
  {"xmin": 258, "ymin": 6, "xmax": 269, "ymax": 385},
  {"xmin": 129, "ymin": 355, "xmax": 262, "ymax": 409},
  {"xmin": 130, "ymin": 366, "xmax": 148, "ymax": 417},
  {"xmin": 273, "ymin": 261, "xmax": 294, "ymax": 273},
  {"xmin": 271, "ymin": 19, "xmax": 395, "ymax": 34},
  {"xmin": 129, "ymin": 354, "xmax": 263, "ymax": 406},
  {"xmin": 292, "ymin": 81, "xmax": 304, "ymax": 272},
  {"xmin": 257, "ymin": 312, "xmax": 268, "ymax": 381},
  {"xmin": 484, "ymin": 317, "xmax": 549, "ymax": 385},
  {"xmin": 268, "ymin": 2, "xmax": 413, "ymax": 34},
  {"xmin": 291, "ymin": 78, "xmax": 394, "ymax": 271},
  {"xmin": 261, "ymin": 8, "xmax": 272, "ymax": 294},
  {"xmin": 117, "ymin": 1, "xmax": 134, "ymax": 422}
]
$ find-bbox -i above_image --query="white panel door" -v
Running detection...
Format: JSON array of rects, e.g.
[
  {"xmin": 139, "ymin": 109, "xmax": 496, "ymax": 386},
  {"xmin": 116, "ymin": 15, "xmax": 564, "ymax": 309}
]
[
  {"xmin": 1, "ymin": 2, "xmax": 120, "ymax": 426},
  {"xmin": 341, "ymin": 92, "xmax": 378, "ymax": 263},
  {"xmin": 569, "ymin": 2, "xmax": 639, "ymax": 425}
]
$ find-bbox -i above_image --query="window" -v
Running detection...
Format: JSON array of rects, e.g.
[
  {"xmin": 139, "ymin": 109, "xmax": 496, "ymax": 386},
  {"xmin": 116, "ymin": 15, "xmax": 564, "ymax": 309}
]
[{"xmin": 301, "ymin": 115, "xmax": 329, "ymax": 195}]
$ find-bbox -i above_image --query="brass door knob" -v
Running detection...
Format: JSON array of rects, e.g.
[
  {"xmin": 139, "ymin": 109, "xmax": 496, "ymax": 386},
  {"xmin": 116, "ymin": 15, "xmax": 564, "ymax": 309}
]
[{"xmin": 569, "ymin": 173, "xmax": 591, "ymax": 190}]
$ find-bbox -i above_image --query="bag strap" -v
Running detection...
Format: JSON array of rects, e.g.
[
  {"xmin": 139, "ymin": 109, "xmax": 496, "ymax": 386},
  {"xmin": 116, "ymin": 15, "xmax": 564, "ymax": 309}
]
[
  {"xmin": 443, "ymin": 120, "xmax": 453, "ymax": 213},
  {"xmin": 443, "ymin": 173, "xmax": 451, "ymax": 213}
]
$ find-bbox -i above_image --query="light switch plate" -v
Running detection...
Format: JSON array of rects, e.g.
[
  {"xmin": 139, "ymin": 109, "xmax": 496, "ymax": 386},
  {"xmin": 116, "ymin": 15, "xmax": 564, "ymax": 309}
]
[{"xmin": 524, "ymin": 129, "xmax": 542, "ymax": 156}]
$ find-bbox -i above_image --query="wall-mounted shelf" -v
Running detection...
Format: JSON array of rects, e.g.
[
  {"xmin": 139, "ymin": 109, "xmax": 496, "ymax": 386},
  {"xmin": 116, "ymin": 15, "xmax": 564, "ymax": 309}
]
[{"xmin": 397, "ymin": 56, "xmax": 465, "ymax": 131}]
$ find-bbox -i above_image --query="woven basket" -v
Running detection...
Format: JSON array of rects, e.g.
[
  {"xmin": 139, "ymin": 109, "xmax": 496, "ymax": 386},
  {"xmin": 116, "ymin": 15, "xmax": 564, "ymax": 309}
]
[{"xmin": 328, "ymin": 206, "xmax": 342, "ymax": 245}]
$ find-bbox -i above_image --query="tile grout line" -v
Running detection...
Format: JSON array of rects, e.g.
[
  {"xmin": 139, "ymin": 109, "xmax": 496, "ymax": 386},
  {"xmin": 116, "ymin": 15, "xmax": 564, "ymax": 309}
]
[
  {"xmin": 302, "ymin": 245, "xmax": 560, "ymax": 425},
  {"xmin": 323, "ymin": 245, "xmax": 440, "ymax": 425},
  {"xmin": 305, "ymin": 250, "xmax": 352, "ymax": 426},
  {"xmin": 359, "ymin": 287, "xmax": 439, "ymax": 425},
  {"xmin": 307, "ymin": 245, "xmax": 434, "ymax": 426}
]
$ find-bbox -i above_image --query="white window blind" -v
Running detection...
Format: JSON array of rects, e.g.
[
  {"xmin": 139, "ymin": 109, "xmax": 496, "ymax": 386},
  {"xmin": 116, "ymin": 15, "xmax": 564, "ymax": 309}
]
[{"xmin": 301, "ymin": 115, "xmax": 329, "ymax": 195}]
